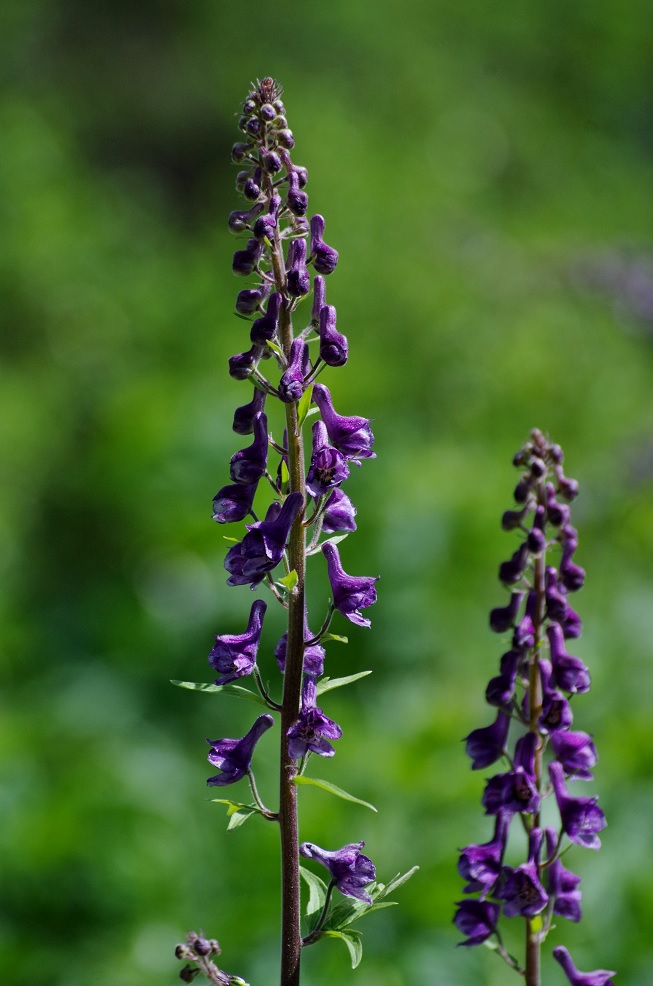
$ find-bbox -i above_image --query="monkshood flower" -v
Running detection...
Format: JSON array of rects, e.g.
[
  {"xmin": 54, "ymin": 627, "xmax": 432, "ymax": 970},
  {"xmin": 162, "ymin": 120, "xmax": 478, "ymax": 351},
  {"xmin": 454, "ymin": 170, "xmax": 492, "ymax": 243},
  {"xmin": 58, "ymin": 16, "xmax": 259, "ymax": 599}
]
[
  {"xmin": 229, "ymin": 412, "xmax": 268, "ymax": 485},
  {"xmin": 453, "ymin": 899, "xmax": 500, "ymax": 946},
  {"xmin": 457, "ymin": 811, "xmax": 510, "ymax": 897},
  {"xmin": 274, "ymin": 630, "xmax": 325, "ymax": 677},
  {"xmin": 549, "ymin": 761, "xmax": 606, "ymax": 850},
  {"xmin": 318, "ymin": 304, "xmax": 348, "ymax": 367},
  {"xmin": 537, "ymin": 658, "xmax": 574, "ymax": 734},
  {"xmin": 482, "ymin": 731, "xmax": 540, "ymax": 815},
  {"xmin": 498, "ymin": 828, "xmax": 548, "ymax": 918},
  {"xmin": 225, "ymin": 492, "xmax": 303, "ymax": 587},
  {"xmin": 309, "ymin": 214, "xmax": 339, "ymax": 275},
  {"xmin": 232, "ymin": 387, "xmax": 266, "ymax": 436},
  {"xmin": 552, "ymin": 946, "xmax": 616, "ymax": 985},
  {"xmin": 250, "ymin": 291, "xmax": 282, "ymax": 346},
  {"xmin": 321, "ymin": 540, "xmax": 378, "ymax": 628},
  {"xmin": 286, "ymin": 675, "xmax": 342, "ymax": 759},
  {"xmin": 212, "ymin": 480, "xmax": 258, "ymax": 524},
  {"xmin": 208, "ymin": 598, "xmax": 267, "ymax": 685},
  {"xmin": 206, "ymin": 714, "xmax": 274, "ymax": 786},
  {"xmin": 545, "ymin": 828, "xmax": 582, "ymax": 922},
  {"xmin": 547, "ymin": 622, "xmax": 591, "ymax": 694},
  {"xmin": 299, "ymin": 841, "xmax": 376, "ymax": 903},
  {"xmin": 322, "ymin": 488, "xmax": 357, "ymax": 533},
  {"xmin": 312, "ymin": 383, "xmax": 376, "ymax": 461},
  {"xmin": 550, "ymin": 730, "xmax": 598, "ymax": 781},
  {"xmin": 305, "ymin": 420, "xmax": 350, "ymax": 498},
  {"xmin": 464, "ymin": 709, "xmax": 510, "ymax": 770},
  {"xmin": 278, "ymin": 339, "xmax": 309, "ymax": 403}
]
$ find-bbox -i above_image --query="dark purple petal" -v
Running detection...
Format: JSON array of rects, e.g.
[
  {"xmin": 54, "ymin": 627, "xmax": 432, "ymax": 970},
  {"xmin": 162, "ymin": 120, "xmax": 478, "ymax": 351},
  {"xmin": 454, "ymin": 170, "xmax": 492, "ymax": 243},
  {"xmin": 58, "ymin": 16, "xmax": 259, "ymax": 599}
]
[
  {"xmin": 552, "ymin": 946, "xmax": 616, "ymax": 985},
  {"xmin": 225, "ymin": 492, "xmax": 303, "ymax": 587},
  {"xmin": 229, "ymin": 412, "xmax": 268, "ymax": 485},
  {"xmin": 309, "ymin": 214, "xmax": 339, "ymax": 275},
  {"xmin": 299, "ymin": 840, "xmax": 375, "ymax": 903},
  {"xmin": 250, "ymin": 292, "xmax": 282, "ymax": 345},
  {"xmin": 321, "ymin": 488, "xmax": 357, "ymax": 534},
  {"xmin": 286, "ymin": 675, "xmax": 342, "ymax": 759},
  {"xmin": 206, "ymin": 714, "xmax": 274, "ymax": 786},
  {"xmin": 312, "ymin": 383, "xmax": 375, "ymax": 461},
  {"xmin": 278, "ymin": 339, "xmax": 309, "ymax": 403},
  {"xmin": 318, "ymin": 304, "xmax": 348, "ymax": 367},
  {"xmin": 453, "ymin": 899, "xmax": 500, "ymax": 946},
  {"xmin": 464, "ymin": 710, "xmax": 510, "ymax": 770},
  {"xmin": 550, "ymin": 730, "xmax": 598, "ymax": 780},
  {"xmin": 212, "ymin": 480, "xmax": 258, "ymax": 524},
  {"xmin": 549, "ymin": 761, "xmax": 606, "ymax": 850},
  {"xmin": 208, "ymin": 599, "xmax": 267, "ymax": 685},
  {"xmin": 286, "ymin": 237, "xmax": 311, "ymax": 297},
  {"xmin": 321, "ymin": 540, "xmax": 378, "ymax": 628},
  {"xmin": 498, "ymin": 829, "xmax": 548, "ymax": 918},
  {"xmin": 306, "ymin": 420, "xmax": 350, "ymax": 497},
  {"xmin": 545, "ymin": 828, "xmax": 582, "ymax": 922},
  {"xmin": 232, "ymin": 387, "xmax": 267, "ymax": 436},
  {"xmin": 457, "ymin": 811, "xmax": 510, "ymax": 897},
  {"xmin": 547, "ymin": 622, "xmax": 590, "ymax": 694}
]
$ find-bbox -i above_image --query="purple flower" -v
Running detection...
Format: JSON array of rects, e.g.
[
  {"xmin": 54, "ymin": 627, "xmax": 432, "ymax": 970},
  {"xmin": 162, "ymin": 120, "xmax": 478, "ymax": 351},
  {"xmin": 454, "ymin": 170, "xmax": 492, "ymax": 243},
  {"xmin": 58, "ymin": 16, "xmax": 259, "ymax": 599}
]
[
  {"xmin": 545, "ymin": 828, "xmax": 582, "ymax": 922},
  {"xmin": 322, "ymin": 488, "xmax": 357, "ymax": 534},
  {"xmin": 206, "ymin": 714, "xmax": 274, "ymax": 786},
  {"xmin": 287, "ymin": 675, "xmax": 343, "ymax": 759},
  {"xmin": 306, "ymin": 420, "xmax": 350, "ymax": 498},
  {"xmin": 537, "ymin": 658, "xmax": 574, "ymax": 734},
  {"xmin": 457, "ymin": 811, "xmax": 510, "ymax": 897},
  {"xmin": 235, "ymin": 281, "xmax": 271, "ymax": 316},
  {"xmin": 552, "ymin": 946, "xmax": 616, "ymax": 985},
  {"xmin": 286, "ymin": 237, "xmax": 311, "ymax": 297},
  {"xmin": 547, "ymin": 622, "xmax": 591, "ymax": 694},
  {"xmin": 498, "ymin": 828, "xmax": 548, "ymax": 918},
  {"xmin": 482, "ymin": 732, "xmax": 540, "ymax": 815},
  {"xmin": 208, "ymin": 598, "xmax": 267, "ymax": 685},
  {"xmin": 321, "ymin": 540, "xmax": 378, "ymax": 628},
  {"xmin": 225, "ymin": 492, "xmax": 303, "ymax": 587},
  {"xmin": 232, "ymin": 387, "xmax": 266, "ymax": 436},
  {"xmin": 252, "ymin": 193, "xmax": 281, "ymax": 240},
  {"xmin": 318, "ymin": 304, "xmax": 348, "ymax": 367},
  {"xmin": 286, "ymin": 170, "xmax": 308, "ymax": 216},
  {"xmin": 309, "ymin": 214, "xmax": 339, "ymax": 275},
  {"xmin": 498, "ymin": 543, "xmax": 529, "ymax": 584},
  {"xmin": 312, "ymin": 383, "xmax": 375, "ymax": 461},
  {"xmin": 250, "ymin": 292, "xmax": 282, "ymax": 345},
  {"xmin": 232, "ymin": 237, "xmax": 264, "ymax": 277},
  {"xmin": 453, "ymin": 899, "xmax": 500, "ymax": 946},
  {"xmin": 278, "ymin": 339, "xmax": 309, "ymax": 403},
  {"xmin": 550, "ymin": 730, "xmax": 598, "ymax": 780},
  {"xmin": 274, "ymin": 628, "xmax": 325, "ymax": 677},
  {"xmin": 212, "ymin": 480, "xmax": 258, "ymax": 524},
  {"xmin": 229, "ymin": 412, "xmax": 269, "ymax": 485},
  {"xmin": 311, "ymin": 274, "xmax": 326, "ymax": 326},
  {"xmin": 549, "ymin": 761, "xmax": 606, "ymax": 850},
  {"xmin": 464, "ymin": 710, "xmax": 510, "ymax": 770},
  {"xmin": 299, "ymin": 841, "xmax": 375, "ymax": 903},
  {"xmin": 228, "ymin": 344, "xmax": 265, "ymax": 380},
  {"xmin": 485, "ymin": 649, "xmax": 522, "ymax": 708},
  {"xmin": 545, "ymin": 566, "xmax": 569, "ymax": 622},
  {"xmin": 489, "ymin": 591, "xmax": 523, "ymax": 633}
]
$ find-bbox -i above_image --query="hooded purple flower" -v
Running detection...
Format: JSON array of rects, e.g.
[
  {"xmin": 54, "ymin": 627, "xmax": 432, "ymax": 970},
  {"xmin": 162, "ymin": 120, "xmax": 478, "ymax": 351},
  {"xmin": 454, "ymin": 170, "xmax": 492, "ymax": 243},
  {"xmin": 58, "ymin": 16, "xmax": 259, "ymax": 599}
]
[
  {"xmin": 537, "ymin": 658, "xmax": 574, "ymax": 734},
  {"xmin": 229, "ymin": 412, "xmax": 269, "ymax": 485},
  {"xmin": 482, "ymin": 731, "xmax": 540, "ymax": 815},
  {"xmin": 309, "ymin": 214, "xmax": 339, "ymax": 275},
  {"xmin": 549, "ymin": 761, "xmax": 606, "ymax": 850},
  {"xmin": 274, "ymin": 628, "xmax": 325, "ymax": 677},
  {"xmin": 498, "ymin": 828, "xmax": 548, "ymax": 918},
  {"xmin": 286, "ymin": 237, "xmax": 311, "ymax": 297},
  {"xmin": 318, "ymin": 304, "xmax": 348, "ymax": 367},
  {"xmin": 312, "ymin": 383, "xmax": 375, "ymax": 461},
  {"xmin": 206, "ymin": 714, "xmax": 274, "ymax": 786},
  {"xmin": 321, "ymin": 488, "xmax": 357, "ymax": 534},
  {"xmin": 550, "ymin": 730, "xmax": 598, "ymax": 781},
  {"xmin": 208, "ymin": 598, "xmax": 267, "ymax": 685},
  {"xmin": 545, "ymin": 828, "xmax": 582, "ymax": 922},
  {"xmin": 299, "ymin": 841, "xmax": 375, "ymax": 903},
  {"xmin": 485, "ymin": 649, "xmax": 522, "ymax": 708},
  {"xmin": 321, "ymin": 540, "xmax": 378, "ymax": 628},
  {"xmin": 287, "ymin": 675, "xmax": 343, "ymax": 759},
  {"xmin": 547, "ymin": 622, "xmax": 590, "ymax": 694},
  {"xmin": 250, "ymin": 292, "xmax": 282, "ymax": 346},
  {"xmin": 232, "ymin": 237, "xmax": 264, "ymax": 277},
  {"xmin": 552, "ymin": 946, "xmax": 616, "ymax": 985},
  {"xmin": 278, "ymin": 339, "xmax": 309, "ymax": 404},
  {"xmin": 232, "ymin": 387, "xmax": 266, "ymax": 436},
  {"xmin": 212, "ymin": 480, "xmax": 258, "ymax": 524},
  {"xmin": 464, "ymin": 710, "xmax": 510, "ymax": 770},
  {"xmin": 235, "ymin": 281, "xmax": 271, "ymax": 316},
  {"xmin": 225, "ymin": 492, "xmax": 303, "ymax": 587},
  {"xmin": 228, "ymin": 344, "xmax": 265, "ymax": 380},
  {"xmin": 545, "ymin": 566, "xmax": 569, "ymax": 622},
  {"xmin": 306, "ymin": 420, "xmax": 350, "ymax": 498},
  {"xmin": 489, "ymin": 591, "xmax": 523, "ymax": 633},
  {"xmin": 457, "ymin": 811, "xmax": 510, "ymax": 897},
  {"xmin": 453, "ymin": 899, "xmax": 500, "ymax": 947}
]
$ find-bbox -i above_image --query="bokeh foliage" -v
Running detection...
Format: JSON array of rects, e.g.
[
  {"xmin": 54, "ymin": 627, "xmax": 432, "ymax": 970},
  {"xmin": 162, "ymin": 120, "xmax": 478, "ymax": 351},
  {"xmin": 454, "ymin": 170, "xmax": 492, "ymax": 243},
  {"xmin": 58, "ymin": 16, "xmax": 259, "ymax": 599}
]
[{"xmin": 2, "ymin": 1, "xmax": 653, "ymax": 983}]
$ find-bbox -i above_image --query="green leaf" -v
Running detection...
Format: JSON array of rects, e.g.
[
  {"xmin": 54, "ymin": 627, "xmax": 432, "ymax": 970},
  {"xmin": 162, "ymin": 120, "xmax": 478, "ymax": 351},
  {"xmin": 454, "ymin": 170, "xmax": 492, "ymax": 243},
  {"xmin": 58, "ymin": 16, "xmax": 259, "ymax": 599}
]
[
  {"xmin": 227, "ymin": 806, "xmax": 258, "ymax": 830},
  {"xmin": 379, "ymin": 865, "xmax": 419, "ymax": 898},
  {"xmin": 266, "ymin": 339, "xmax": 283, "ymax": 359},
  {"xmin": 326, "ymin": 897, "xmax": 396, "ymax": 931},
  {"xmin": 299, "ymin": 865, "xmax": 328, "ymax": 918},
  {"xmin": 293, "ymin": 775, "xmax": 377, "ymax": 812},
  {"xmin": 280, "ymin": 459, "xmax": 289, "ymax": 485},
  {"xmin": 223, "ymin": 536, "xmax": 241, "ymax": 543},
  {"xmin": 320, "ymin": 633, "xmax": 349, "ymax": 645},
  {"xmin": 297, "ymin": 383, "xmax": 314, "ymax": 430},
  {"xmin": 170, "ymin": 680, "xmax": 268, "ymax": 708},
  {"xmin": 278, "ymin": 569, "xmax": 298, "ymax": 592},
  {"xmin": 307, "ymin": 533, "xmax": 348, "ymax": 556},
  {"xmin": 316, "ymin": 671, "xmax": 372, "ymax": 696},
  {"xmin": 323, "ymin": 930, "xmax": 363, "ymax": 969}
]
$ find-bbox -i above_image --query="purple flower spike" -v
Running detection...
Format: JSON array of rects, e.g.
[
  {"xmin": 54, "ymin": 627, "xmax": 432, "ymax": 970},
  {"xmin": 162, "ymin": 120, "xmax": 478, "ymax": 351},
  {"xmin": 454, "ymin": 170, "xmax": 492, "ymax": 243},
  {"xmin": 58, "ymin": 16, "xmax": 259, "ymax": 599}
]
[
  {"xmin": 321, "ymin": 540, "xmax": 378, "ymax": 628},
  {"xmin": 286, "ymin": 237, "xmax": 311, "ymax": 297},
  {"xmin": 489, "ymin": 591, "xmax": 523, "ymax": 633},
  {"xmin": 250, "ymin": 292, "xmax": 282, "ymax": 345},
  {"xmin": 232, "ymin": 387, "xmax": 266, "ymax": 436},
  {"xmin": 212, "ymin": 480, "xmax": 258, "ymax": 524},
  {"xmin": 208, "ymin": 599, "xmax": 267, "ymax": 685},
  {"xmin": 309, "ymin": 214, "xmax": 339, "ymax": 275},
  {"xmin": 457, "ymin": 811, "xmax": 510, "ymax": 897},
  {"xmin": 464, "ymin": 710, "xmax": 510, "ymax": 770},
  {"xmin": 229, "ymin": 412, "xmax": 269, "ymax": 485},
  {"xmin": 225, "ymin": 492, "xmax": 303, "ymax": 587},
  {"xmin": 206, "ymin": 714, "xmax": 274, "ymax": 786},
  {"xmin": 318, "ymin": 305, "xmax": 348, "ymax": 367},
  {"xmin": 278, "ymin": 339, "xmax": 309, "ymax": 403},
  {"xmin": 322, "ymin": 488, "xmax": 357, "ymax": 534},
  {"xmin": 553, "ymin": 946, "xmax": 616, "ymax": 985},
  {"xmin": 549, "ymin": 761, "xmax": 607, "ymax": 850},
  {"xmin": 312, "ymin": 383, "xmax": 376, "ymax": 461},
  {"xmin": 287, "ymin": 675, "xmax": 343, "ymax": 759},
  {"xmin": 545, "ymin": 828, "xmax": 583, "ymax": 922},
  {"xmin": 299, "ymin": 841, "xmax": 375, "ymax": 903},
  {"xmin": 306, "ymin": 420, "xmax": 350, "ymax": 498},
  {"xmin": 547, "ymin": 623, "xmax": 591, "ymax": 694},
  {"xmin": 274, "ymin": 629, "xmax": 325, "ymax": 677},
  {"xmin": 499, "ymin": 828, "xmax": 548, "ymax": 918},
  {"xmin": 550, "ymin": 730, "xmax": 598, "ymax": 780},
  {"xmin": 453, "ymin": 899, "xmax": 500, "ymax": 946}
]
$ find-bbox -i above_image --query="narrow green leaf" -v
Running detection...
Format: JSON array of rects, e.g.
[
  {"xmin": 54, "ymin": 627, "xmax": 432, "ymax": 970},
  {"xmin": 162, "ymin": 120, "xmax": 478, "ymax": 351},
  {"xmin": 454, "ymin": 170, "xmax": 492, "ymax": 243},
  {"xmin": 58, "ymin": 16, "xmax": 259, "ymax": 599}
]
[
  {"xmin": 170, "ymin": 680, "xmax": 268, "ymax": 707},
  {"xmin": 266, "ymin": 339, "xmax": 283, "ymax": 359},
  {"xmin": 299, "ymin": 865, "xmax": 328, "ymax": 918},
  {"xmin": 378, "ymin": 866, "xmax": 419, "ymax": 898},
  {"xmin": 280, "ymin": 459, "xmax": 289, "ymax": 485},
  {"xmin": 297, "ymin": 383, "xmax": 314, "ymax": 430},
  {"xmin": 323, "ymin": 930, "xmax": 363, "ymax": 969},
  {"xmin": 320, "ymin": 633, "xmax": 349, "ymax": 645},
  {"xmin": 278, "ymin": 569, "xmax": 298, "ymax": 592},
  {"xmin": 227, "ymin": 806, "xmax": 258, "ymax": 830},
  {"xmin": 223, "ymin": 536, "xmax": 241, "ymax": 543},
  {"xmin": 293, "ymin": 775, "xmax": 377, "ymax": 812},
  {"xmin": 316, "ymin": 671, "xmax": 372, "ymax": 696},
  {"xmin": 307, "ymin": 533, "xmax": 349, "ymax": 556},
  {"xmin": 234, "ymin": 312, "xmax": 253, "ymax": 323}
]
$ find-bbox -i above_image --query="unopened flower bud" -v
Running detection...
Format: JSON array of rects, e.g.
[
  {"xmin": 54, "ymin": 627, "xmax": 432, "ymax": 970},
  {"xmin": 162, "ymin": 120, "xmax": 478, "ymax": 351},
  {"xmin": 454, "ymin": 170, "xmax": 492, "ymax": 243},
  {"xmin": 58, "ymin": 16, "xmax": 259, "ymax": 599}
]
[
  {"xmin": 286, "ymin": 238, "xmax": 311, "ymax": 297},
  {"xmin": 309, "ymin": 214, "xmax": 339, "ymax": 275},
  {"xmin": 260, "ymin": 103, "xmax": 276, "ymax": 121}
]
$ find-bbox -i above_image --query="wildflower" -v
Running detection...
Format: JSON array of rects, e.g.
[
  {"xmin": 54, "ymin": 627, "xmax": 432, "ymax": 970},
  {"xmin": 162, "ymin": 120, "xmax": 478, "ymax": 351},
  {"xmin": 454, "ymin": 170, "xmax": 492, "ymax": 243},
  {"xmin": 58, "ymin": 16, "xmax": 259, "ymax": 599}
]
[
  {"xmin": 552, "ymin": 946, "xmax": 616, "ymax": 985},
  {"xmin": 305, "ymin": 420, "xmax": 350, "ymax": 498},
  {"xmin": 299, "ymin": 841, "xmax": 376, "ymax": 903},
  {"xmin": 453, "ymin": 899, "xmax": 500, "ymax": 946},
  {"xmin": 208, "ymin": 598, "xmax": 267, "ymax": 685},
  {"xmin": 550, "ymin": 730, "xmax": 598, "ymax": 781},
  {"xmin": 498, "ymin": 829, "xmax": 548, "ymax": 918},
  {"xmin": 206, "ymin": 714, "xmax": 274, "ymax": 786},
  {"xmin": 549, "ymin": 761, "xmax": 606, "ymax": 850},
  {"xmin": 225, "ymin": 492, "xmax": 303, "ymax": 587},
  {"xmin": 287, "ymin": 675, "xmax": 342, "ymax": 759},
  {"xmin": 321, "ymin": 540, "xmax": 378, "ymax": 628},
  {"xmin": 312, "ymin": 383, "xmax": 375, "ymax": 461},
  {"xmin": 321, "ymin": 488, "xmax": 357, "ymax": 534},
  {"xmin": 545, "ymin": 828, "xmax": 582, "ymax": 922},
  {"xmin": 212, "ymin": 481, "xmax": 258, "ymax": 524},
  {"xmin": 278, "ymin": 339, "xmax": 309, "ymax": 403},
  {"xmin": 229, "ymin": 412, "xmax": 269, "ymax": 485},
  {"xmin": 464, "ymin": 710, "xmax": 510, "ymax": 770},
  {"xmin": 318, "ymin": 304, "xmax": 348, "ymax": 367},
  {"xmin": 309, "ymin": 214, "xmax": 339, "ymax": 275},
  {"xmin": 457, "ymin": 811, "xmax": 510, "ymax": 897}
]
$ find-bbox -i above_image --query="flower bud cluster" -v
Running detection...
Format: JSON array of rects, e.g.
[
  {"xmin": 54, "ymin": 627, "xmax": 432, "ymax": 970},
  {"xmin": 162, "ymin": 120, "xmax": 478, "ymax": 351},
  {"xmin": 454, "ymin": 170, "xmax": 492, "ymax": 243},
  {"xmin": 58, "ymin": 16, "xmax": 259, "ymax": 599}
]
[
  {"xmin": 174, "ymin": 932, "xmax": 248, "ymax": 985},
  {"xmin": 454, "ymin": 429, "xmax": 614, "ymax": 985}
]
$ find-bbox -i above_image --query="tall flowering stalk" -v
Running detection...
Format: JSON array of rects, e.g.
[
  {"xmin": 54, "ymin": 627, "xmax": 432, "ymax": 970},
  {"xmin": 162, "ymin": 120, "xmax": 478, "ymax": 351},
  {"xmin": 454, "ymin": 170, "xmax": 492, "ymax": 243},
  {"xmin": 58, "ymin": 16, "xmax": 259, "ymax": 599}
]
[
  {"xmin": 455, "ymin": 429, "xmax": 615, "ymax": 986},
  {"xmin": 174, "ymin": 78, "xmax": 415, "ymax": 986}
]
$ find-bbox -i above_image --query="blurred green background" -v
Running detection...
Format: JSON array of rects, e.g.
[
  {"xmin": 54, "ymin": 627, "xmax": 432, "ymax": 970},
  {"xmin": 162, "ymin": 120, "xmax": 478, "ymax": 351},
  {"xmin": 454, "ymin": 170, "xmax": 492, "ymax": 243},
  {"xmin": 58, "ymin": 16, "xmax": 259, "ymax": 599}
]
[{"xmin": 2, "ymin": 1, "xmax": 653, "ymax": 983}]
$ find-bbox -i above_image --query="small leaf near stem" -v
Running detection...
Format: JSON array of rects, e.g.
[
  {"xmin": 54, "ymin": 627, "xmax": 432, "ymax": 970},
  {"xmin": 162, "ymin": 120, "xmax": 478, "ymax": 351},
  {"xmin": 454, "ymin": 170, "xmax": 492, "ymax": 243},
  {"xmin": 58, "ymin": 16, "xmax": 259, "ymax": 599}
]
[{"xmin": 302, "ymin": 880, "xmax": 335, "ymax": 945}]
